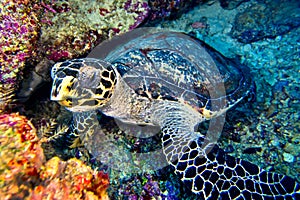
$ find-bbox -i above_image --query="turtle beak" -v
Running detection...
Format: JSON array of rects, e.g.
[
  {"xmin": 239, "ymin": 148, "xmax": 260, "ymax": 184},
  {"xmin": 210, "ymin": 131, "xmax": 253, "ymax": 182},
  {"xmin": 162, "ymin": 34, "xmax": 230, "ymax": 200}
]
[{"xmin": 50, "ymin": 76, "xmax": 76, "ymax": 101}]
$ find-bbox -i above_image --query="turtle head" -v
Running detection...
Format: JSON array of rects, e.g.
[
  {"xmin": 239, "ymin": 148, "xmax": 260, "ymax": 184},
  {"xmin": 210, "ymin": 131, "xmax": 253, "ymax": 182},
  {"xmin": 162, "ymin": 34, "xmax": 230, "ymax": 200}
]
[{"xmin": 50, "ymin": 58, "xmax": 117, "ymax": 112}]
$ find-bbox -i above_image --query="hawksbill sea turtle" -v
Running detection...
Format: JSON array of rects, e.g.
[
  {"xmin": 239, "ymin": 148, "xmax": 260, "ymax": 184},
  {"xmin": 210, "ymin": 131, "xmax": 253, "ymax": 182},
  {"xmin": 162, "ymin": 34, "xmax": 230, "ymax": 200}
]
[{"xmin": 50, "ymin": 28, "xmax": 300, "ymax": 199}]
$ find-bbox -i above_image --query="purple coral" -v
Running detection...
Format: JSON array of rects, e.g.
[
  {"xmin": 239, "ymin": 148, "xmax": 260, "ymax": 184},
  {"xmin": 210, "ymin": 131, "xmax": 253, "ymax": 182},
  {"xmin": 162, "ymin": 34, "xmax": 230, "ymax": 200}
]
[
  {"xmin": 140, "ymin": 174, "xmax": 166, "ymax": 199},
  {"xmin": 124, "ymin": 0, "xmax": 150, "ymax": 30},
  {"xmin": 148, "ymin": 0, "xmax": 203, "ymax": 20},
  {"xmin": 0, "ymin": 0, "xmax": 41, "ymax": 110}
]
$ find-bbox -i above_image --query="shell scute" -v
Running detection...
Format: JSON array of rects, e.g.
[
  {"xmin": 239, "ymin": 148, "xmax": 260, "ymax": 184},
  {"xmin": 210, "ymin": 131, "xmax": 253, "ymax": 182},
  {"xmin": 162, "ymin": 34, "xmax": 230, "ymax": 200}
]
[{"xmin": 105, "ymin": 32, "xmax": 253, "ymax": 113}]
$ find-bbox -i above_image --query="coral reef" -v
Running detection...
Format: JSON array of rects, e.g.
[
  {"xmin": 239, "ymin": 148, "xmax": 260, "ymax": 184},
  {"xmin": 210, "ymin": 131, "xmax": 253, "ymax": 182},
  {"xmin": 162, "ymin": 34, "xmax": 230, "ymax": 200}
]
[
  {"xmin": 0, "ymin": 113, "xmax": 109, "ymax": 200},
  {"xmin": 111, "ymin": 172, "xmax": 175, "ymax": 199},
  {"xmin": 30, "ymin": 157, "xmax": 109, "ymax": 200},
  {"xmin": 109, "ymin": 167, "xmax": 196, "ymax": 199},
  {"xmin": 39, "ymin": 0, "xmax": 149, "ymax": 62},
  {"xmin": 0, "ymin": 113, "xmax": 44, "ymax": 199},
  {"xmin": 148, "ymin": 0, "xmax": 204, "ymax": 20},
  {"xmin": 230, "ymin": 0, "xmax": 300, "ymax": 43},
  {"xmin": 0, "ymin": 0, "xmax": 41, "ymax": 112},
  {"xmin": 222, "ymin": 85, "xmax": 300, "ymax": 182}
]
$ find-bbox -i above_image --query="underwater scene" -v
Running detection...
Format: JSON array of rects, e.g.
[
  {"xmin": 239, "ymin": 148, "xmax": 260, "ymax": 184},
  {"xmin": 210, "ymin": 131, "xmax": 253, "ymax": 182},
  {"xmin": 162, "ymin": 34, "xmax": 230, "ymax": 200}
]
[{"xmin": 0, "ymin": 0, "xmax": 299, "ymax": 199}]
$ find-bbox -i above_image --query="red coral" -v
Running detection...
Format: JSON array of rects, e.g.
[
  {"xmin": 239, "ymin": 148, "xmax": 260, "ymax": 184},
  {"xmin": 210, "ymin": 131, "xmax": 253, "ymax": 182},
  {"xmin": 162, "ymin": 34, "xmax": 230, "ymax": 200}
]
[{"xmin": 47, "ymin": 49, "xmax": 71, "ymax": 61}]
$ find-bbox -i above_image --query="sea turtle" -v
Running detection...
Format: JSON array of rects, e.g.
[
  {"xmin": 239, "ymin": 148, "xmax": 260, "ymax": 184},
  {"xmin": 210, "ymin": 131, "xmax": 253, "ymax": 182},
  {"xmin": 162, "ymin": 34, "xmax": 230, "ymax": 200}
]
[{"xmin": 50, "ymin": 29, "xmax": 300, "ymax": 199}]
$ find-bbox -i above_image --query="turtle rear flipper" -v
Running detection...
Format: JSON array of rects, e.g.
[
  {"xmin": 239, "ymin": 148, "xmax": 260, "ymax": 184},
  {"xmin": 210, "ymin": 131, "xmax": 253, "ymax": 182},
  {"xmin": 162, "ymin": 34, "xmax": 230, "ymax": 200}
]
[
  {"xmin": 176, "ymin": 143, "xmax": 300, "ymax": 199},
  {"xmin": 157, "ymin": 109, "xmax": 300, "ymax": 199}
]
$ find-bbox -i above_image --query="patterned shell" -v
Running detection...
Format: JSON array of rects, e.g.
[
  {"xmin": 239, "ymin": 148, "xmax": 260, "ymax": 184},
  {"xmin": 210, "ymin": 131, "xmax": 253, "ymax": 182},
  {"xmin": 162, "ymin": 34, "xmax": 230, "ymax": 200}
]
[{"xmin": 94, "ymin": 31, "xmax": 254, "ymax": 113}]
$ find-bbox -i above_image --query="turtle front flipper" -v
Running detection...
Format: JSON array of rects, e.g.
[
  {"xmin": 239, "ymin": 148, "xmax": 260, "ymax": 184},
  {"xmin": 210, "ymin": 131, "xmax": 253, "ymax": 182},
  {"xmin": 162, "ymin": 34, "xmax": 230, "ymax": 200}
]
[
  {"xmin": 47, "ymin": 111, "xmax": 99, "ymax": 148},
  {"xmin": 46, "ymin": 118, "xmax": 81, "ymax": 148},
  {"xmin": 155, "ymin": 108, "xmax": 300, "ymax": 199}
]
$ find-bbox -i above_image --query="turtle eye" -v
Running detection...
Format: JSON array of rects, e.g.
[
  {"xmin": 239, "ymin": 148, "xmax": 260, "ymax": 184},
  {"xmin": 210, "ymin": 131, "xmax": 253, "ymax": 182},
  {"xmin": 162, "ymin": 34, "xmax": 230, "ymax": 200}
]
[
  {"xmin": 51, "ymin": 66, "xmax": 59, "ymax": 79},
  {"xmin": 55, "ymin": 71, "xmax": 66, "ymax": 78}
]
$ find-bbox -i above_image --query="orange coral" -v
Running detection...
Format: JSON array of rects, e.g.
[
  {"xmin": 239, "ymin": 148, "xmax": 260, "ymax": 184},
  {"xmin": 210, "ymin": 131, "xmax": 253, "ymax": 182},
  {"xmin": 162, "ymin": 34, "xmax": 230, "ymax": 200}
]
[
  {"xmin": 31, "ymin": 157, "xmax": 110, "ymax": 200},
  {"xmin": 0, "ymin": 113, "xmax": 109, "ymax": 200},
  {"xmin": 0, "ymin": 113, "xmax": 43, "ymax": 199}
]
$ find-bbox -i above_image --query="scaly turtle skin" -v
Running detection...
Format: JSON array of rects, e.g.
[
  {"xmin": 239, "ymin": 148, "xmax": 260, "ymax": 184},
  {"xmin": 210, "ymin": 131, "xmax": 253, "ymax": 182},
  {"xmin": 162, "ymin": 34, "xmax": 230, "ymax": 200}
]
[{"xmin": 50, "ymin": 30, "xmax": 300, "ymax": 199}]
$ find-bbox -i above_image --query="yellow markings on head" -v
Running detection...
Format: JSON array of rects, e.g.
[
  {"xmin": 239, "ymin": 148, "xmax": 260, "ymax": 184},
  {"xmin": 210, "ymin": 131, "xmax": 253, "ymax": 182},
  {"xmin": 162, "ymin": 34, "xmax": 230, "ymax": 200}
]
[
  {"xmin": 51, "ymin": 76, "xmax": 76, "ymax": 99},
  {"xmin": 58, "ymin": 99, "xmax": 72, "ymax": 107}
]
